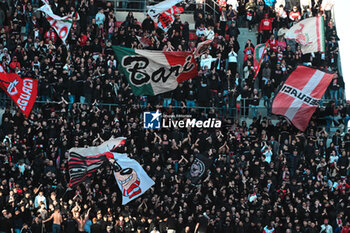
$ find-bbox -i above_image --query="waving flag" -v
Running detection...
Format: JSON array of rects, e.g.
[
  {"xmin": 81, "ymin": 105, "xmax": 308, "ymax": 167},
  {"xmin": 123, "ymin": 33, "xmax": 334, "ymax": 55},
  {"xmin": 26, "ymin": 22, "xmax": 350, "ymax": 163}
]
[
  {"xmin": 285, "ymin": 17, "xmax": 325, "ymax": 54},
  {"xmin": 147, "ymin": 0, "xmax": 186, "ymax": 32},
  {"xmin": 0, "ymin": 67, "xmax": 38, "ymax": 117},
  {"xmin": 37, "ymin": 3, "xmax": 75, "ymax": 44},
  {"xmin": 253, "ymin": 41, "xmax": 269, "ymax": 79},
  {"xmin": 157, "ymin": 5, "xmax": 184, "ymax": 32},
  {"xmin": 187, "ymin": 154, "xmax": 211, "ymax": 183},
  {"xmin": 136, "ymin": 35, "xmax": 153, "ymax": 48},
  {"xmin": 194, "ymin": 39, "xmax": 213, "ymax": 58},
  {"xmin": 272, "ymin": 66, "xmax": 334, "ymax": 131},
  {"xmin": 68, "ymin": 137, "xmax": 126, "ymax": 188},
  {"xmin": 110, "ymin": 153, "xmax": 154, "ymax": 205},
  {"xmin": 113, "ymin": 46, "xmax": 198, "ymax": 96},
  {"xmin": 147, "ymin": 0, "xmax": 184, "ymax": 21}
]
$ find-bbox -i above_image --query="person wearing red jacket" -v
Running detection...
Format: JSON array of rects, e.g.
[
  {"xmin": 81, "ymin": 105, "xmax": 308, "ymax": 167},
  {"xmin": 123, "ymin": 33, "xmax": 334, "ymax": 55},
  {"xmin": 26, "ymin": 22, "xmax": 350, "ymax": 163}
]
[
  {"xmin": 289, "ymin": 6, "xmax": 301, "ymax": 23},
  {"xmin": 9, "ymin": 56, "xmax": 21, "ymax": 71},
  {"xmin": 45, "ymin": 28, "xmax": 57, "ymax": 44},
  {"xmin": 342, "ymin": 221, "xmax": 350, "ymax": 233},
  {"xmin": 258, "ymin": 14, "xmax": 273, "ymax": 43},
  {"xmin": 269, "ymin": 35, "xmax": 278, "ymax": 52}
]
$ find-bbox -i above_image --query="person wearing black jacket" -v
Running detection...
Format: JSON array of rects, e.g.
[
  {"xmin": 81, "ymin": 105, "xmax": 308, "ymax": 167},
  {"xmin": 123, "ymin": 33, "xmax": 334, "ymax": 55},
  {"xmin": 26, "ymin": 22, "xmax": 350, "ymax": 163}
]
[{"xmin": 142, "ymin": 15, "xmax": 155, "ymax": 33}]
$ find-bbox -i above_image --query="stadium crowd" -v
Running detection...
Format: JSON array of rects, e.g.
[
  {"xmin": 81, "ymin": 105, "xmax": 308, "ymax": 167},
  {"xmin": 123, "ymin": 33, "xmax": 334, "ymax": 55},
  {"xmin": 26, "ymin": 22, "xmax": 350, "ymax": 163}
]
[{"xmin": 1, "ymin": 0, "xmax": 350, "ymax": 233}]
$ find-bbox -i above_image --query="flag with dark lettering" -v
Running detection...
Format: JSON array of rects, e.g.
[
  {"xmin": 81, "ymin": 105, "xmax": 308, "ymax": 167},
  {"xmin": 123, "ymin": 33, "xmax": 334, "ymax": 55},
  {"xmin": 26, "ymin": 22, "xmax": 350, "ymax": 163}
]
[
  {"xmin": 113, "ymin": 46, "xmax": 198, "ymax": 96},
  {"xmin": 187, "ymin": 154, "xmax": 211, "ymax": 184},
  {"xmin": 147, "ymin": 0, "xmax": 184, "ymax": 21},
  {"xmin": 68, "ymin": 137, "xmax": 126, "ymax": 188},
  {"xmin": 147, "ymin": 0, "xmax": 187, "ymax": 32},
  {"xmin": 272, "ymin": 66, "xmax": 334, "ymax": 131},
  {"xmin": 37, "ymin": 1, "xmax": 76, "ymax": 44},
  {"xmin": 157, "ymin": 5, "xmax": 184, "ymax": 32},
  {"xmin": 0, "ymin": 69, "xmax": 38, "ymax": 118}
]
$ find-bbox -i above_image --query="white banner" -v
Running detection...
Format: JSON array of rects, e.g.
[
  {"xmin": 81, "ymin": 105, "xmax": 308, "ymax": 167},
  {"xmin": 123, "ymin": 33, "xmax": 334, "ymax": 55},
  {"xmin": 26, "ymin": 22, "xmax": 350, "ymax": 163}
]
[
  {"xmin": 111, "ymin": 153, "xmax": 155, "ymax": 205},
  {"xmin": 69, "ymin": 137, "xmax": 126, "ymax": 156},
  {"xmin": 147, "ymin": 0, "xmax": 184, "ymax": 21},
  {"xmin": 37, "ymin": 4, "xmax": 74, "ymax": 44}
]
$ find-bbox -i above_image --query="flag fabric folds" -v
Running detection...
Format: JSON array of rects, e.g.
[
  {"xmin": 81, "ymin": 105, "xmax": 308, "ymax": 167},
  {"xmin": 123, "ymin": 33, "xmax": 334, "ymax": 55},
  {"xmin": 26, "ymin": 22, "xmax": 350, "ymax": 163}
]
[
  {"xmin": 188, "ymin": 154, "xmax": 211, "ymax": 183},
  {"xmin": 113, "ymin": 46, "xmax": 198, "ymax": 96},
  {"xmin": 110, "ymin": 153, "xmax": 155, "ymax": 205},
  {"xmin": 68, "ymin": 137, "xmax": 126, "ymax": 188},
  {"xmin": 0, "ymin": 66, "xmax": 38, "ymax": 117},
  {"xmin": 37, "ymin": 2, "xmax": 75, "ymax": 44},
  {"xmin": 194, "ymin": 39, "xmax": 213, "ymax": 58},
  {"xmin": 136, "ymin": 35, "xmax": 153, "ymax": 48},
  {"xmin": 147, "ymin": 0, "xmax": 185, "ymax": 32},
  {"xmin": 157, "ymin": 5, "xmax": 184, "ymax": 32},
  {"xmin": 285, "ymin": 16, "xmax": 325, "ymax": 54},
  {"xmin": 147, "ymin": 0, "xmax": 184, "ymax": 21},
  {"xmin": 253, "ymin": 41, "xmax": 269, "ymax": 79},
  {"xmin": 272, "ymin": 66, "xmax": 334, "ymax": 131}
]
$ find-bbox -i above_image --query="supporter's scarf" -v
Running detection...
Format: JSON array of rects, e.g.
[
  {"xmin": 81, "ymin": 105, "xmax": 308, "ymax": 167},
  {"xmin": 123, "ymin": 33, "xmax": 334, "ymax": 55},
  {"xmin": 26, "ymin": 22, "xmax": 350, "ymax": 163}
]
[
  {"xmin": 68, "ymin": 137, "xmax": 126, "ymax": 188},
  {"xmin": 113, "ymin": 46, "xmax": 198, "ymax": 96},
  {"xmin": 109, "ymin": 153, "xmax": 155, "ymax": 205},
  {"xmin": 272, "ymin": 66, "xmax": 334, "ymax": 131},
  {"xmin": 285, "ymin": 16, "xmax": 325, "ymax": 54},
  {"xmin": 37, "ymin": 2, "xmax": 77, "ymax": 44},
  {"xmin": 0, "ymin": 65, "xmax": 38, "ymax": 117}
]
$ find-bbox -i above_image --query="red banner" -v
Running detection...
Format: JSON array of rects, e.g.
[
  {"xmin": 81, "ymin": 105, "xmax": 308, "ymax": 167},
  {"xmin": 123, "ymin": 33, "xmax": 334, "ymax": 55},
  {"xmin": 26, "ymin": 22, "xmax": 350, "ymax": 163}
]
[{"xmin": 0, "ymin": 72, "xmax": 38, "ymax": 117}]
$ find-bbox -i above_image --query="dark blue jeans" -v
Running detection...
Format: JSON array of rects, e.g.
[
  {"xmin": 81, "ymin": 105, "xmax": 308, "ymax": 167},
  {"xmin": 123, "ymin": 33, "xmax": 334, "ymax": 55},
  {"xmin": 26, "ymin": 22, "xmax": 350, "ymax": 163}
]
[{"xmin": 52, "ymin": 224, "xmax": 61, "ymax": 233}]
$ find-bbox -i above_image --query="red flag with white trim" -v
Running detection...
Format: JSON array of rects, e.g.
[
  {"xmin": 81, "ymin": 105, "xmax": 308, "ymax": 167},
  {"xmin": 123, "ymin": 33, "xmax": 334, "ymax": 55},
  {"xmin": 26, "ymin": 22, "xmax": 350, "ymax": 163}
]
[
  {"xmin": 272, "ymin": 66, "xmax": 334, "ymax": 131},
  {"xmin": 0, "ymin": 67, "xmax": 38, "ymax": 118}
]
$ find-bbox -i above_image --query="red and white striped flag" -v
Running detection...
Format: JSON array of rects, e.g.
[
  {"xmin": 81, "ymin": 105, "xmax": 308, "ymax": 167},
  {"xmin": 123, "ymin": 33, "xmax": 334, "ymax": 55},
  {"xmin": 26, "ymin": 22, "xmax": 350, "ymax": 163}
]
[{"xmin": 272, "ymin": 66, "xmax": 334, "ymax": 131}]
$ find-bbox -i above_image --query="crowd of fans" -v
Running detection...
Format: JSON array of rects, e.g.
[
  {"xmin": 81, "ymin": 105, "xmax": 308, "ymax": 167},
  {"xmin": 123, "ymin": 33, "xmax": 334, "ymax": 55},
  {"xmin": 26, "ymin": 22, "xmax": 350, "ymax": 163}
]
[{"xmin": 1, "ymin": 0, "xmax": 350, "ymax": 233}]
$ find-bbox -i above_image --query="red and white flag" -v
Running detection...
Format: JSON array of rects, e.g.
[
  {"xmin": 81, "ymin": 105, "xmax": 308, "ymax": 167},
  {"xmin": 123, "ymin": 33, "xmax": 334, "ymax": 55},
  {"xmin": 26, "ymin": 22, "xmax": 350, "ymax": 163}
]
[
  {"xmin": 157, "ymin": 5, "xmax": 184, "ymax": 32},
  {"xmin": 272, "ymin": 66, "xmax": 334, "ymax": 131},
  {"xmin": 194, "ymin": 39, "xmax": 213, "ymax": 58},
  {"xmin": 147, "ymin": 0, "xmax": 184, "ymax": 21},
  {"xmin": 285, "ymin": 17, "xmax": 325, "ymax": 54},
  {"xmin": 136, "ymin": 35, "xmax": 153, "ymax": 48},
  {"xmin": 0, "ymin": 66, "xmax": 38, "ymax": 117}
]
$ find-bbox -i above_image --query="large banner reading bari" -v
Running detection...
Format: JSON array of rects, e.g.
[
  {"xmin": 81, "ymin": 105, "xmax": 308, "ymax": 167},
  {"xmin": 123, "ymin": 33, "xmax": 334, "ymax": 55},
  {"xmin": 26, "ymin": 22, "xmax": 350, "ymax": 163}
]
[{"xmin": 113, "ymin": 46, "xmax": 198, "ymax": 96}]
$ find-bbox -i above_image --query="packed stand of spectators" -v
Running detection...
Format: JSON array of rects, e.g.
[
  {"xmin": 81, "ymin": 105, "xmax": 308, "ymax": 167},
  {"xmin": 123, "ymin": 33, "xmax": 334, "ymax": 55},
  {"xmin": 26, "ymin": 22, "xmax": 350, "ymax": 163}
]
[{"xmin": 1, "ymin": 0, "xmax": 350, "ymax": 233}]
